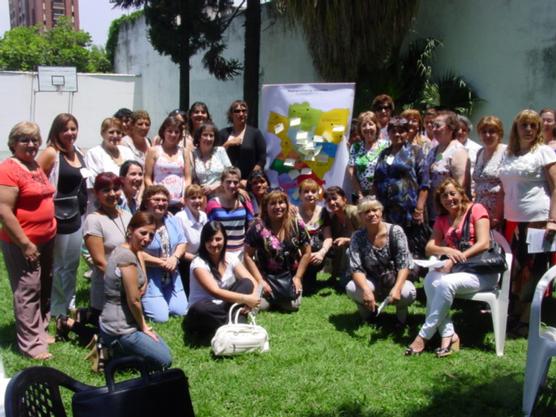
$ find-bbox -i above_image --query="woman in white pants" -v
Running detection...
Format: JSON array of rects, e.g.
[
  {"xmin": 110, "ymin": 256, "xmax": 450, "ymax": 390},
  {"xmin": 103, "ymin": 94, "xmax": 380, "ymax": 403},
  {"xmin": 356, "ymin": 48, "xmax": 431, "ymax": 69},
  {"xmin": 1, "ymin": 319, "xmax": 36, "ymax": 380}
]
[{"xmin": 406, "ymin": 178, "xmax": 496, "ymax": 357}]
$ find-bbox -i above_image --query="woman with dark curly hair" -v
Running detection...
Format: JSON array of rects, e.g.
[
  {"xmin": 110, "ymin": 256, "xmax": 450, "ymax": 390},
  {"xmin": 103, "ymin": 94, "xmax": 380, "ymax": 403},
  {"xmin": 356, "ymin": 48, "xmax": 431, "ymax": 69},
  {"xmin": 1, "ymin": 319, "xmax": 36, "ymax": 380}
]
[{"xmin": 218, "ymin": 100, "xmax": 266, "ymax": 184}]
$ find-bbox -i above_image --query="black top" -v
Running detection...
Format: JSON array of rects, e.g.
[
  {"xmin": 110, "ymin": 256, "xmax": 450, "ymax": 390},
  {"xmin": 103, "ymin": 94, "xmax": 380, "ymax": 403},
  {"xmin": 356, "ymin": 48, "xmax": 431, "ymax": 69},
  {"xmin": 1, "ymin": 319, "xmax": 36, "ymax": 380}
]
[
  {"xmin": 217, "ymin": 125, "xmax": 267, "ymax": 179},
  {"xmin": 56, "ymin": 148, "xmax": 87, "ymax": 234}
]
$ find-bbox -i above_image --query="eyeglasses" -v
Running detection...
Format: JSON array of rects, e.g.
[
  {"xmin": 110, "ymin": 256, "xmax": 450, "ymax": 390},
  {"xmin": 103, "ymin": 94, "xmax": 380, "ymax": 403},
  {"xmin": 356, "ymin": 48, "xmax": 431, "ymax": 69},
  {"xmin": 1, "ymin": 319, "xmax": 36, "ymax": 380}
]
[
  {"xmin": 233, "ymin": 108, "xmax": 247, "ymax": 114},
  {"xmin": 432, "ymin": 122, "xmax": 446, "ymax": 129},
  {"xmin": 17, "ymin": 137, "xmax": 40, "ymax": 145}
]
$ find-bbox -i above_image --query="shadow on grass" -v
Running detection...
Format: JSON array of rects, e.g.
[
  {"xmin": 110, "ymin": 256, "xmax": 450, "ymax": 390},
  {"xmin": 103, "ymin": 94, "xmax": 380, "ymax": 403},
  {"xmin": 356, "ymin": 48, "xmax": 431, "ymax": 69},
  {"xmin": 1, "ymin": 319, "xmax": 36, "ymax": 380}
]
[
  {"xmin": 327, "ymin": 311, "xmax": 366, "ymax": 338},
  {"xmin": 403, "ymin": 370, "xmax": 541, "ymax": 417},
  {"xmin": 301, "ymin": 402, "xmax": 385, "ymax": 417},
  {"xmin": 181, "ymin": 317, "xmax": 212, "ymax": 348},
  {"xmin": 0, "ymin": 321, "xmax": 19, "ymax": 354}
]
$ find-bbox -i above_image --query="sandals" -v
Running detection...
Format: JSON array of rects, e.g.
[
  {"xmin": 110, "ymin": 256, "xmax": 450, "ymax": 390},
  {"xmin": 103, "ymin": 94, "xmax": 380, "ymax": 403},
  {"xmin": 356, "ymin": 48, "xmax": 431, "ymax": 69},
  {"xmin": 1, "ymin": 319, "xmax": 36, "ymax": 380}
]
[
  {"xmin": 30, "ymin": 351, "xmax": 53, "ymax": 361},
  {"xmin": 55, "ymin": 316, "xmax": 71, "ymax": 341},
  {"xmin": 404, "ymin": 346, "xmax": 424, "ymax": 356},
  {"xmin": 435, "ymin": 334, "xmax": 460, "ymax": 358}
]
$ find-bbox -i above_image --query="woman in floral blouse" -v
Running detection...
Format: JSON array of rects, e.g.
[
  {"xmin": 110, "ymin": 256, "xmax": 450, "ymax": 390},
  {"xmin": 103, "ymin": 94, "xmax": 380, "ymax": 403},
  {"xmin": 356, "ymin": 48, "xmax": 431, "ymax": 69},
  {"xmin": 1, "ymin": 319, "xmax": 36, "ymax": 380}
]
[
  {"xmin": 472, "ymin": 116, "xmax": 506, "ymax": 231},
  {"xmin": 374, "ymin": 116, "xmax": 429, "ymax": 229},
  {"xmin": 244, "ymin": 189, "xmax": 311, "ymax": 311},
  {"xmin": 348, "ymin": 111, "xmax": 390, "ymax": 201}
]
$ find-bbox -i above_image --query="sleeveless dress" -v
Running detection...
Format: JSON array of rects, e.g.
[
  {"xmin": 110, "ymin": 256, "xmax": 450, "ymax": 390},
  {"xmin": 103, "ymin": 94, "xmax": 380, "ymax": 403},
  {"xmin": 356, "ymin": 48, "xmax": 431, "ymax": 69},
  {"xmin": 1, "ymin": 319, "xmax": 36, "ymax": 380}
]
[{"xmin": 153, "ymin": 145, "xmax": 186, "ymax": 205}]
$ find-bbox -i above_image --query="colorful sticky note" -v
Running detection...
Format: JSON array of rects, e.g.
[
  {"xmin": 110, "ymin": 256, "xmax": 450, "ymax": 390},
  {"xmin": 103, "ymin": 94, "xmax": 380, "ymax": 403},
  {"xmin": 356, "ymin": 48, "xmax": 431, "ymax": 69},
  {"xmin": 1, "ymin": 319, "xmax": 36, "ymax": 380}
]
[
  {"xmin": 284, "ymin": 158, "xmax": 296, "ymax": 167},
  {"xmin": 296, "ymin": 131, "xmax": 308, "ymax": 140}
]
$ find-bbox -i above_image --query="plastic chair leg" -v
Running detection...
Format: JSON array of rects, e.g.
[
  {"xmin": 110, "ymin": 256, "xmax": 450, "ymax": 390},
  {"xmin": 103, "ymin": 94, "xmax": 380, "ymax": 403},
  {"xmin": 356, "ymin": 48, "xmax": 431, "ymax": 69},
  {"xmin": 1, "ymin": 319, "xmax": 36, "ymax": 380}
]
[
  {"xmin": 490, "ymin": 300, "xmax": 508, "ymax": 356},
  {"xmin": 523, "ymin": 349, "xmax": 550, "ymax": 416}
]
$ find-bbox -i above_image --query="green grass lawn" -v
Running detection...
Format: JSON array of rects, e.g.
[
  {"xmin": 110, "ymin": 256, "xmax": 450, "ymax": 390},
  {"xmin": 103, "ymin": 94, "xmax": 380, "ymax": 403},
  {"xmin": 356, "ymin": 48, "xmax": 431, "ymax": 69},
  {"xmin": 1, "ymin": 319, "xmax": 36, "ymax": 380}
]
[{"xmin": 1, "ymin": 254, "xmax": 555, "ymax": 416}]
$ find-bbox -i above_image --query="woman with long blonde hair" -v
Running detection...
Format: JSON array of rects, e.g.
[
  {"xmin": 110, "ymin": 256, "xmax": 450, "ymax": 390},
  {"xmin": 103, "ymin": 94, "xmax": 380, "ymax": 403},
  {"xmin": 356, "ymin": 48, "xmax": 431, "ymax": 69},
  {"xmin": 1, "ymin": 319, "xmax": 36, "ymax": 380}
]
[{"xmin": 244, "ymin": 190, "xmax": 311, "ymax": 311}]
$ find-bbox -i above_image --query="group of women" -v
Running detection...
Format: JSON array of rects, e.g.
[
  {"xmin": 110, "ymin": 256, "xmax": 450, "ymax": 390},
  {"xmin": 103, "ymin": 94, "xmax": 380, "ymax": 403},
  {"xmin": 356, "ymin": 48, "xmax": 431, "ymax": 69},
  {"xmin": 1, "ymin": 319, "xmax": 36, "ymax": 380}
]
[{"xmin": 1, "ymin": 98, "xmax": 556, "ymax": 369}]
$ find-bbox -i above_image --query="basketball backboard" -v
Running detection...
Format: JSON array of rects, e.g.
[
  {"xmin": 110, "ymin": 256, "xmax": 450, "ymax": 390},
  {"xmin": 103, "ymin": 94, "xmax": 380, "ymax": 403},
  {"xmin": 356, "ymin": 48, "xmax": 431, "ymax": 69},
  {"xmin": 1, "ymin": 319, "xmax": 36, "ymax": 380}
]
[{"xmin": 37, "ymin": 66, "xmax": 78, "ymax": 92}]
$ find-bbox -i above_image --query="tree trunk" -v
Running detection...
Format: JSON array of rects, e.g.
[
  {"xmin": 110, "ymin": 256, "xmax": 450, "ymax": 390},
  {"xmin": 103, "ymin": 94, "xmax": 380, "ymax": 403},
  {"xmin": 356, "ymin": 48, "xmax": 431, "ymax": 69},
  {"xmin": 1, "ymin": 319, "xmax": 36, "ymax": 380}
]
[
  {"xmin": 243, "ymin": 0, "xmax": 261, "ymax": 127},
  {"xmin": 179, "ymin": 60, "xmax": 190, "ymax": 111}
]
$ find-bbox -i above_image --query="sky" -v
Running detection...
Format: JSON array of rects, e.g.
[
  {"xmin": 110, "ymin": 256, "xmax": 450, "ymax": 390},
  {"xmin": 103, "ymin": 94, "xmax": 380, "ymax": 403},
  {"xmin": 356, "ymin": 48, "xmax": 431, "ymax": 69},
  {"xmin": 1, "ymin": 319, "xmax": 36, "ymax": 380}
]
[{"xmin": 0, "ymin": 0, "xmax": 138, "ymax": 46}]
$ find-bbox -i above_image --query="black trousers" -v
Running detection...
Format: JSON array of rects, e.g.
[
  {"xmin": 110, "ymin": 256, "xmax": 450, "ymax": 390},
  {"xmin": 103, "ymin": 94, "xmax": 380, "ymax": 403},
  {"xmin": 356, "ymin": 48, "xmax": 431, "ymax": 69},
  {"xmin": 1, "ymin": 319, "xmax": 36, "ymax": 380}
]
[{"xmin": 186, "ymin": 278, "xmax": 254, "ymax": 335}]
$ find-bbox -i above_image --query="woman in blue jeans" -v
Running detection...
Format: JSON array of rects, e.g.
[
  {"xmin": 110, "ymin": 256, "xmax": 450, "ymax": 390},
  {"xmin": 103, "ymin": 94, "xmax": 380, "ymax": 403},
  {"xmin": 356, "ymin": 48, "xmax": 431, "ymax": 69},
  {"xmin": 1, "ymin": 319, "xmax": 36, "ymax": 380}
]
[
  {"xmin": 140, "ymin": 185, "xmax": 188, "ymax": 322},
  {"xmin": 99, "ymin": 211, "xmax": 172, "ymax": 370}
]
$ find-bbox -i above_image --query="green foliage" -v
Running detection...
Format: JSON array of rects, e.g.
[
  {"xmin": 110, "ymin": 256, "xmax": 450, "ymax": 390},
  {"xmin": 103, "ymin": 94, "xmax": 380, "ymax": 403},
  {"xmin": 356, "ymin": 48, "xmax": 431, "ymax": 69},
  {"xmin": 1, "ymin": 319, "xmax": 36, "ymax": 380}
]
[
  {"xmin": 0, "ymin": 26, "xmax": 48, "ymax": 71},
  {"xmin": 0, "ymin": 17, "xmax": 111, "ymax": 72},
  {"xmin": 355, "ymin": 38, "xmax": 482, "ymax": 117},
  {"xmin": 278, "ymin": 0, "xmax": 420, "ymax": 81},
  {"xmin": 1, "ymin": 255, "xmax": 555, "ymax": 416},
  {"xmin": 105, "ymin": 10, "xmax": 144, "ymax": 66},
  {"xmin": 111, "ymin": 0, "xmax": 242, "ymax": 78}
]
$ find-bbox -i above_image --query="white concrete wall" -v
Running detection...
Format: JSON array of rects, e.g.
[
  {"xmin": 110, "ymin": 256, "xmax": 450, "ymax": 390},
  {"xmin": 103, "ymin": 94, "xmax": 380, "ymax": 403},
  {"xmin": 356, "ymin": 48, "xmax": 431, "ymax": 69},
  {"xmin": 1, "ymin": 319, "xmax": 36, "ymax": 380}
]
[
  {"xmin": 114, "ymin": 8, "xmax": 321, "ymax": 129},
  {"xmin": 409, "ymin": 0, "xmax": 556, "ymax": 133},
  {"xmin": 0, "ymin": 71, "xmax": 140, "ymax": 155},
  {"xmin": 113, "ymin": 0, "xmax": 556, "ymax": 139}
]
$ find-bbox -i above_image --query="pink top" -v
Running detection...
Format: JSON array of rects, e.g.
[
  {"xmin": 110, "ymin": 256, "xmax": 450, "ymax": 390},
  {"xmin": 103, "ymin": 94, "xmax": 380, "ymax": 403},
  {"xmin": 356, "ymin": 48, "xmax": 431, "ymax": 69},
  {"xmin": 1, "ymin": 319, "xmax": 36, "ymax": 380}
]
[
  {"xmin": 433, "ymin": 203, "xmax": 489, "ymax": 249},
  {"xmin": 0, "ymin": 158, "xmax": 57, "ymax": 244}
]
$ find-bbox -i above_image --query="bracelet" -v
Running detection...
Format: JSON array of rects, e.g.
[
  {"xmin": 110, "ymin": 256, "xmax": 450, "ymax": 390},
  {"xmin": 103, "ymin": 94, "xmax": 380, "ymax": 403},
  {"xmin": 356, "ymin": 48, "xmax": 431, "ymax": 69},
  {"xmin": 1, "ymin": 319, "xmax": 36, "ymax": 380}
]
[{"xmin": 414, "ymin": 208, "xmax": 424, "ymax": 213}]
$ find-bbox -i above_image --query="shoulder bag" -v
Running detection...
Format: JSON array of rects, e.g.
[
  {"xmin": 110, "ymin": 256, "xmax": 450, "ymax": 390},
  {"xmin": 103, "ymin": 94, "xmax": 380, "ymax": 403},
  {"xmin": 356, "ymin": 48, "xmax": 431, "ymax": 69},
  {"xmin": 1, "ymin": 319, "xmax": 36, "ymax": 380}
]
[
  {"xmin": 211, "ymin": 303, "xmax": 270, "ymax": 356},
  {"xmin": 72, "ymin": 356, "xmax": 195, "ymax": 417},
  {"xmin": 451, "ymin": 205, "xmax": 507, "ymax": 274}
]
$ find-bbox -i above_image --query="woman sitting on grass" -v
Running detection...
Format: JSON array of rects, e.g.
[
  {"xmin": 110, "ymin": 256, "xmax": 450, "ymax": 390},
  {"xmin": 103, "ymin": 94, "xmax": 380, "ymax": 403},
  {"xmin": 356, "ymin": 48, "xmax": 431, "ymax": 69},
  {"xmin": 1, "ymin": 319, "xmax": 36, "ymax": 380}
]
[
  {"xmin": 100, "ymin": 211, "xmax": 172, "ymax": 370},
  {"xmin": 186, "ymin": 221, "xmax": 260, "ymax": 336},
  {"xmin": 244, "ymin": 189, "xmax": 311, "ymax": 311},
  {"xmin": 345, "ymin": 197, "xmax": 416, "ymax": 326},
  {"xmin": 405, "ymin": 178, "xmax": 495, "ymax": 357}
]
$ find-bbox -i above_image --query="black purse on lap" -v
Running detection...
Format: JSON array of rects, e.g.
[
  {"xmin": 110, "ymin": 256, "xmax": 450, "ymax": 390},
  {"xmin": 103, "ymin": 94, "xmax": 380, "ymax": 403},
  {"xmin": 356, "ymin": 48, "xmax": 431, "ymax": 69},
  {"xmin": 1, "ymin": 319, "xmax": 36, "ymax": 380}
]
[{"xmin": 451, "ymin": 205, "xmax": 507, "ymax": 275}]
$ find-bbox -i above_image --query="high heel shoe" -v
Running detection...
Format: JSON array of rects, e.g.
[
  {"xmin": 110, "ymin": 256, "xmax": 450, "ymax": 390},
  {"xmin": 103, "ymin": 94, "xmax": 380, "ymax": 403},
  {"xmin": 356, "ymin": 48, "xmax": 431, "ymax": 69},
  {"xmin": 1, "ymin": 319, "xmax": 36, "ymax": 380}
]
[
  {"xmin": 435, "ymin": 334, "xmax": 460, "ymax": 358},
  {"xmin": 404, "ymin": 346, "xmax": 424, "ymax": 356},
  {"xmin": 85, "ymin": 337, "xmax": 109, "ymax": 373},
  {"xmin": 55, "ymin": 316, "xmax": 70, "ymax": 341}
]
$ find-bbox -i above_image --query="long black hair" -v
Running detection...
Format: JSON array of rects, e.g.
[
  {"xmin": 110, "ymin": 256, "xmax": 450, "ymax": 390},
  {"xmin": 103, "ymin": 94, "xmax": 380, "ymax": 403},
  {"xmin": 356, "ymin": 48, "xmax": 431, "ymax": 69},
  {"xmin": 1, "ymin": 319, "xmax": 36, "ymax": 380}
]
[{"xmin": 198, "ymin": 221, "xmax": 228, "ymax": 280}]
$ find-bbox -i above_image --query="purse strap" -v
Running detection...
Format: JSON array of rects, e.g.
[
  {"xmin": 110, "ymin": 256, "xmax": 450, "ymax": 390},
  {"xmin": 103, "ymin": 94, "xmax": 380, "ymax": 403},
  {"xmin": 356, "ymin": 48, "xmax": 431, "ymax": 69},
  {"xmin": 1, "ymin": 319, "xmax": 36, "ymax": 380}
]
[
  {"xmin": 458, "ymin": 204, "xmax": 474, "ymax": 248},
  {"xmin": 227, "ymin": 303, "xmax": 257, "ymax": 326}
]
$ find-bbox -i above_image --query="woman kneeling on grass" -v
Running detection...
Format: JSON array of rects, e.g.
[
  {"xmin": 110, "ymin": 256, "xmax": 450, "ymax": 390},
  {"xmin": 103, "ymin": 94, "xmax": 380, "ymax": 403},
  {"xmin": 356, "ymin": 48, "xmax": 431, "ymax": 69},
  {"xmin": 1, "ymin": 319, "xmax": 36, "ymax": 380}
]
[
  {"xmin": 244, "ymin": 189, "xmax": 311, "ymax": 311},
  {"xmin": 345, "ymin": 197, "xmax": 416, "ymax": 326},
  {"xmin": 100, "ymin": 211, "xmax": 172, "ymax": 370},
  {"xmin": 186, "ymin": 221, "xmax": 260, "ymax": 336},
  {"xmin": 405, "ymin": 178, "xmax": 495, "ymax": 357}
]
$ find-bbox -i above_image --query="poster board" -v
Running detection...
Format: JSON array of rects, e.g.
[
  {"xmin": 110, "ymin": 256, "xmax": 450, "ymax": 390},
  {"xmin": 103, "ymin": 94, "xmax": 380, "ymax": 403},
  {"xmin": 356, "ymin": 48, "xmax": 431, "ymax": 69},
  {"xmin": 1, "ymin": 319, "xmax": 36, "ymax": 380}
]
[{"xmin": 261, "ymin": 83, "xmax": 355, "ymax": 203}]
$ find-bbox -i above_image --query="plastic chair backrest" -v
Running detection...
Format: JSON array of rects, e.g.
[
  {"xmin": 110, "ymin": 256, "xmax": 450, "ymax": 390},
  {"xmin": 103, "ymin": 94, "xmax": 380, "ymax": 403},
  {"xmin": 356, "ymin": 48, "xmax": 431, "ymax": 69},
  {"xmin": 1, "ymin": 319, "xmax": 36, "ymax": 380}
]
[
  {"xmin": 4, "ymin": 366, "xmax": 93, "ymax": 417},
  {"xmin": 530, "ymin": 265, "xmax": 556, "ymax": 341},
  {"xmin": 492, "ymin": 230, "xmax": 512, "ymax": 295}
]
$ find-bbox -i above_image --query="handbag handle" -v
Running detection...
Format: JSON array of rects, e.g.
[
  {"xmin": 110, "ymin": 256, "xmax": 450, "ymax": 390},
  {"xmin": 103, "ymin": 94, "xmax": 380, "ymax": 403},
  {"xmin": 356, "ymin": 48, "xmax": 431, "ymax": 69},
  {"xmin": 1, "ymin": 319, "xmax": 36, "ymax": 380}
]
[
  {"xmin": 104, "ymin": 355, "xmax": 150, "ymax": 391},
  {"xmin": 227, "ymin": 303, "xmax": 257, "ymax": 326}
]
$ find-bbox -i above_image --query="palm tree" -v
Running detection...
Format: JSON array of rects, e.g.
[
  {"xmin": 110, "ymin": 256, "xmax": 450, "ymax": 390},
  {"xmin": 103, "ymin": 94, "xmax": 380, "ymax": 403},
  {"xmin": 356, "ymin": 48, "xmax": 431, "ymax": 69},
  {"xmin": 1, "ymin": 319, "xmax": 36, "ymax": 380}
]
[{"xmin": 277, "ymin": 0, "xmax": 420, "ymax": 81}]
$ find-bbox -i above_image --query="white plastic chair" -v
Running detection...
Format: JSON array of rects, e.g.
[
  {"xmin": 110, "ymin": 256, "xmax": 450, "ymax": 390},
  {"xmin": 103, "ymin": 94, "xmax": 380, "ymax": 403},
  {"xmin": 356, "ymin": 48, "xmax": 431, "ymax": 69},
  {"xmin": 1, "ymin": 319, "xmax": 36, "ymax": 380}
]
[
  {"xmin": 522, "ymin": 265, "xmax": 556, "ymax": 417},
  {"xmin": 456, "ymin": 230, "xmax": 513, "ymax": 356},
  {"xmin": 0, "ymin": 356, "xmax": 9, "ymax": 417}
]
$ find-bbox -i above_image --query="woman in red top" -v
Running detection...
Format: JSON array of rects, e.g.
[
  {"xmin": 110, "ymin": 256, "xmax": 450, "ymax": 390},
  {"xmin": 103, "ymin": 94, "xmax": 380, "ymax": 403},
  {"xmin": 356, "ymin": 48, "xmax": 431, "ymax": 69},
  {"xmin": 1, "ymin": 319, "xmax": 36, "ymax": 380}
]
[
  {"xmin": 0, "ymin": 121, "xmax": 57, "ymax": 360},
  {"xmin": 405, "ymin": 178, "xmax": 495, "ymax": 357}
]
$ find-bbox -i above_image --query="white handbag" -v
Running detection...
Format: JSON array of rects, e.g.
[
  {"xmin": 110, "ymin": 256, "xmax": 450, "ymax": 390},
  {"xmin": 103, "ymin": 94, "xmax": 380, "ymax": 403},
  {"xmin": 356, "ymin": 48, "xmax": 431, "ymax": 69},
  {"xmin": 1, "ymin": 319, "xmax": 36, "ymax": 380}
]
[{"xmin": 211, "ymin": 303, "xmax": 270, "ymax": 356}]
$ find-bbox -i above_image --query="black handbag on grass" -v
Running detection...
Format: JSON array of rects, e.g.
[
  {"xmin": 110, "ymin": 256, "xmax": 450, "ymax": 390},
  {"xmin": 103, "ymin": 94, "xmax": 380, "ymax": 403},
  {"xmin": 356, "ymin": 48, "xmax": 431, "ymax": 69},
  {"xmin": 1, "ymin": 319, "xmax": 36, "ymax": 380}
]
[
  {"xmin": 72, "ymin": 356, "xmax": 195, "ymax": 417},
  {"xmin": 265, "ymin": 270, "xmax": 297, "ymax": 301},
  {"xmin": 451, "ymin": 205, "xmax": 507, "ymax": 275}
]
